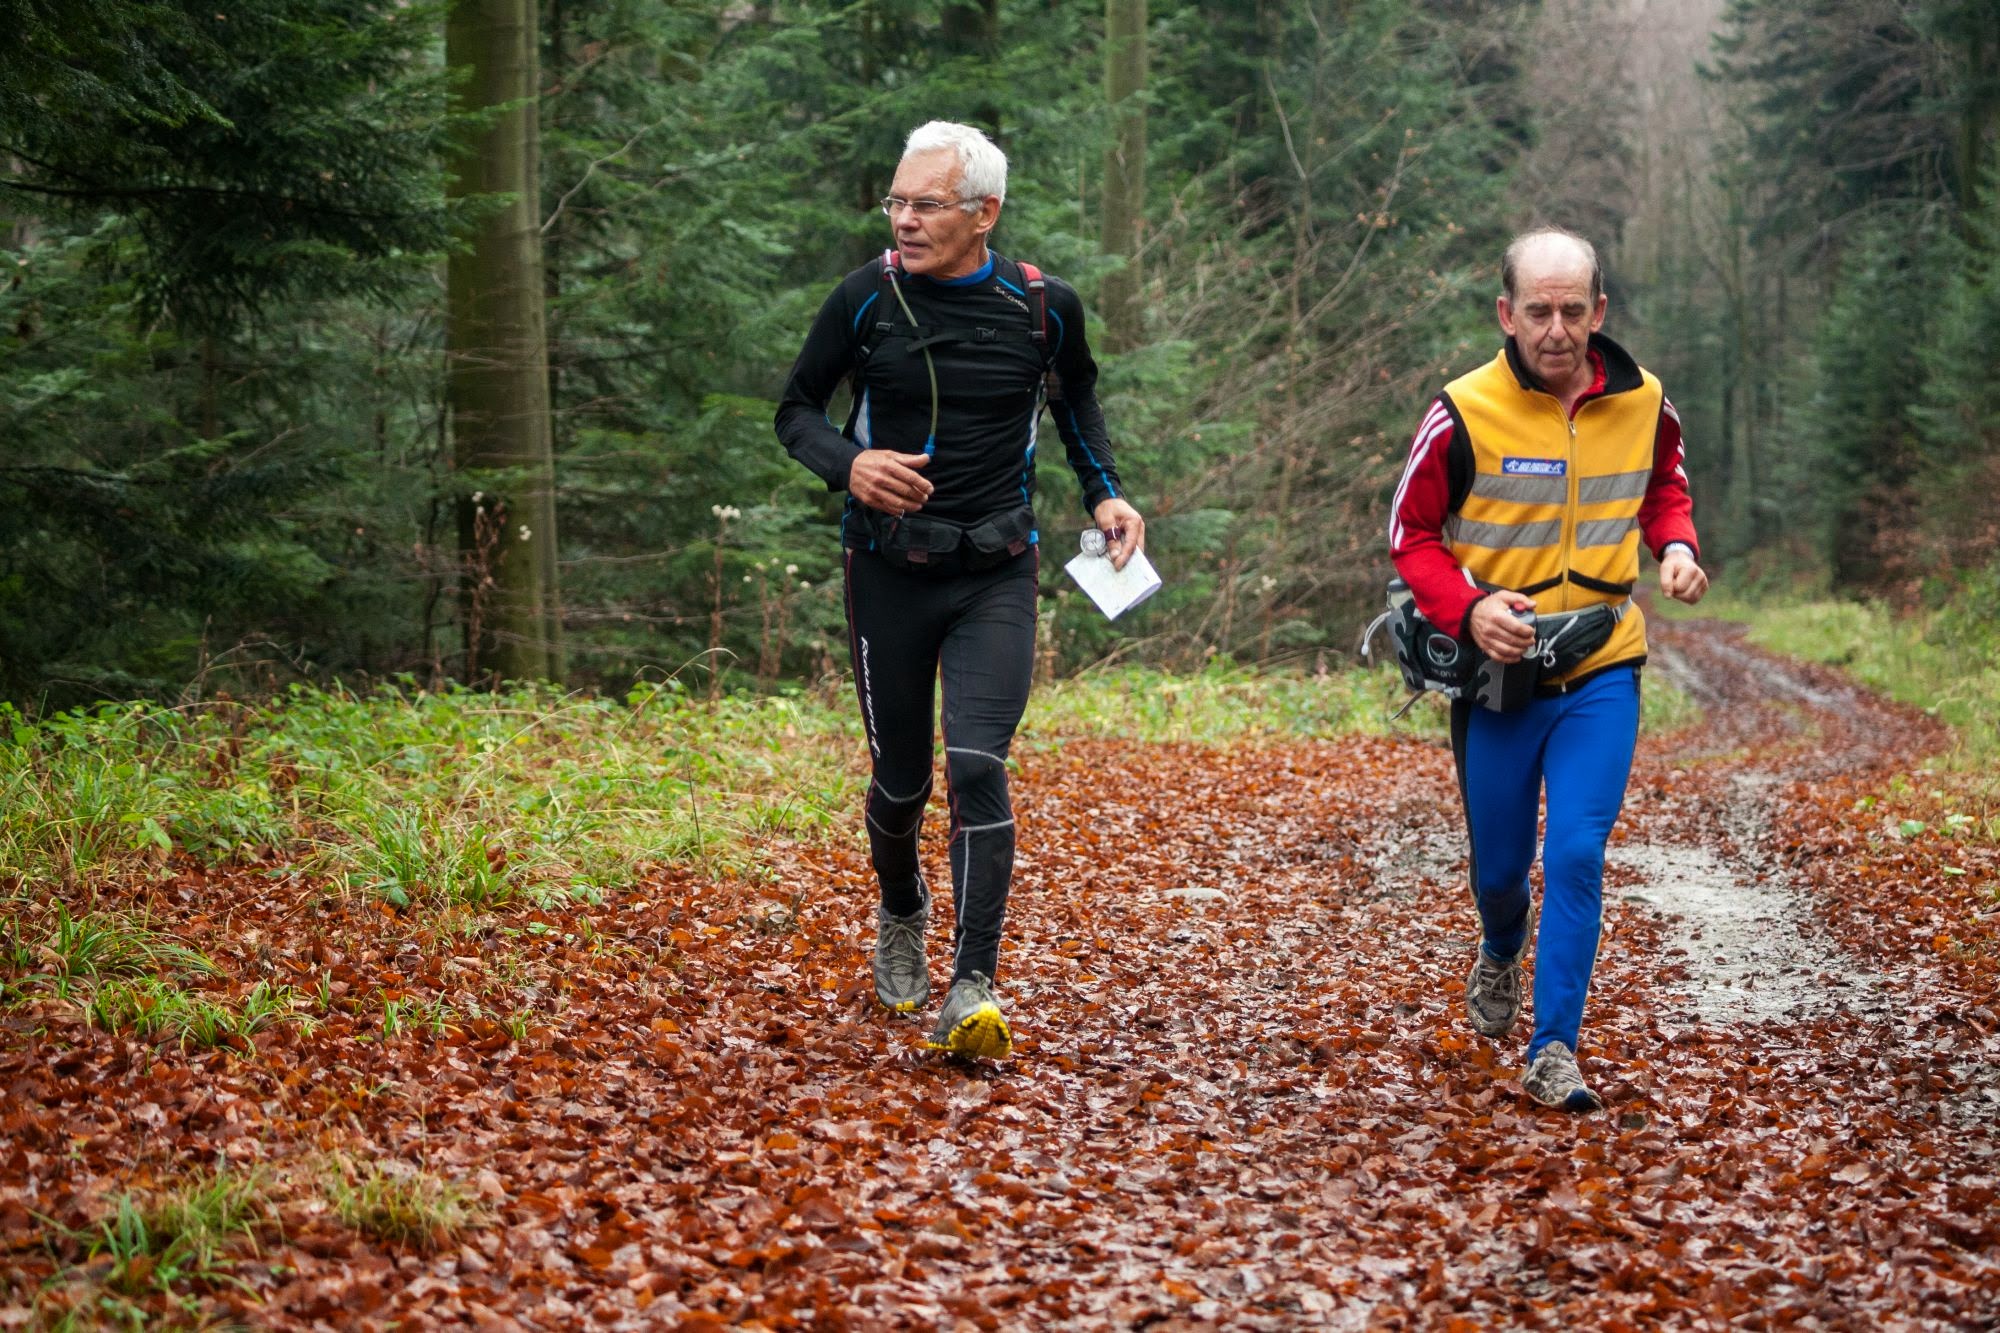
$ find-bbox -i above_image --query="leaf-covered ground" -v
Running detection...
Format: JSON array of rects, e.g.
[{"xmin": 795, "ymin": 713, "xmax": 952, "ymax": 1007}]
[{"xmin": 5, "ymin": 620, "xmax": 1998, "ymax": 1329}]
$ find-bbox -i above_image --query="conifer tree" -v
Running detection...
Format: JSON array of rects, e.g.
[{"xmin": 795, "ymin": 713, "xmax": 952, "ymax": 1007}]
[{"xmin": 1, "ymin": 0, "xmax": 455, "ymax": 703}]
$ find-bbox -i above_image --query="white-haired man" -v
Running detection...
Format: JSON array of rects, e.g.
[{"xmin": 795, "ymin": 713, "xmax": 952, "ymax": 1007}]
[
  {"xmin": 776, "ymin": 121, "xmax": 1146, "ymax": 1057},
  {"xmin": 1389, "ymin": 227, "xmax": 1708, "ymax": 1109}
]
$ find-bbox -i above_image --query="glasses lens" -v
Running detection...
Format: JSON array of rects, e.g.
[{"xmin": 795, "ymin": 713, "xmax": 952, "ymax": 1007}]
[{"xmin": 882, "ymin": 197, "xmax": 964, "ymax": 216}]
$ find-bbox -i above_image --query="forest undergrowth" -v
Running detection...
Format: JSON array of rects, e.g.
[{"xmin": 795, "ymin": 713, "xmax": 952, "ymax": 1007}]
[{"xmin": 4, "ymin": 615, "xmax": 1998, "ymax": 1328}]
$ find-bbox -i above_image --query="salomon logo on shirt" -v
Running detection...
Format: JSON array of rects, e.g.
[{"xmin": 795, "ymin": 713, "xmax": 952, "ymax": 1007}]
[{"xmin": 1502, "ymin": 457, "xmax": 1567, "ymax": 477}]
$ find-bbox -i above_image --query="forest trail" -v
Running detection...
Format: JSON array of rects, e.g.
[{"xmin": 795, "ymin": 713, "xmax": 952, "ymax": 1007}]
[{"xmin": 6, "ymin": 619, "xmax": 1998, "ymax": 1329}]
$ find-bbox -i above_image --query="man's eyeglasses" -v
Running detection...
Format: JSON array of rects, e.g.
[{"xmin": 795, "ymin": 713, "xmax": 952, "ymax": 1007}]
[{"xmin": 880, "ymin": 195, "xmax": 974, "ymax": 217}]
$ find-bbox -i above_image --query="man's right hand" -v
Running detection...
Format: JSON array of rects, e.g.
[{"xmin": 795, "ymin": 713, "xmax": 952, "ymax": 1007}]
[
  {"xmin": 1468, "ymin": 590, "xmax": 1537, "ymax": 663},
  {"xmin": 848, "ymin": 449, "xmax": 933, "ymax": 515}
]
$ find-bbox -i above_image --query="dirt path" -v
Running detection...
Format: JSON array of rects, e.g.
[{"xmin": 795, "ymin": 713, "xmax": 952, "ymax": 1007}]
[{"xmin": 5, "ymin": 620, "xmax": 1998, "ymax": 1328}]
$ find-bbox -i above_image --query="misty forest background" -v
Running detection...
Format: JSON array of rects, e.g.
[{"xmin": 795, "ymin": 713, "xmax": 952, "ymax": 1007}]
[{"xmin": 4, "ymin": 0, "xmax": 1999, "ymax": 712}]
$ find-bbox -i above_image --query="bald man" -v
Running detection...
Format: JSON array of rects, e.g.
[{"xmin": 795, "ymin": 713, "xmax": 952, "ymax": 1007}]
[{"xmin": 1387, "ymin": 227, "xmax": 1708, "ymax": 1110}]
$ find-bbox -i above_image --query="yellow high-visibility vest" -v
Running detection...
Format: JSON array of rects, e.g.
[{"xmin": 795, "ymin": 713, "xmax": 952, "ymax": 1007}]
[{"xmin": 1439, "ymin": 343, "xmax": 1663, "ymax": 684}]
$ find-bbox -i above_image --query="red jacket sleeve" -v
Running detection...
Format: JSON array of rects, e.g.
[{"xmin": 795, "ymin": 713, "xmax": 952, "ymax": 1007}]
[
  {"xmin": 1638, "ymin": 396, "xmax": 1699, "ymax": 560},
  {"xmin": 1388, "ymin": 398, "xmax": 1483, "ymax": 638}
]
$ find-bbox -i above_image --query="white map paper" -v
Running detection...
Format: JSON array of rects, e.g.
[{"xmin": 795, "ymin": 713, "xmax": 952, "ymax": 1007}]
[{"xmin": 1064, "ymin": 548, "xmax": 1163, "ymax": 620}]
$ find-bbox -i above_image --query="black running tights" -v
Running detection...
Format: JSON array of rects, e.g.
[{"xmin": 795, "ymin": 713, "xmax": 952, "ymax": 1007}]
[{"xmin": 843, "ymin": 548, "xmax": 1037, "ymax": 985}]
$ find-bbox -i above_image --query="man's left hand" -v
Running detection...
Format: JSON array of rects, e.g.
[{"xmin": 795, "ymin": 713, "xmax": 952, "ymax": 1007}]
[
  {"xmin": 1092, "ymin": 498, "xmax": 1146, "ymax": 571},
  {"xmin": 1660, "ymin": 550, "xmax": 1708, "ymax": 605}
]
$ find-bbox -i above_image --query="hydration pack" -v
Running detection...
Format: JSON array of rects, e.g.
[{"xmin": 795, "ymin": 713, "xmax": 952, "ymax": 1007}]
[{"xmin": 861, "ymin": 250, "xmax": 1051, "ymax": 366}]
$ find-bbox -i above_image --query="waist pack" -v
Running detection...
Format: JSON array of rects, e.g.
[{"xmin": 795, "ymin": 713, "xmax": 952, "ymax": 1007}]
[
  {"xmin": 1467, "ymin": 600, "xmax": 1627, "ymax": 711},
  {"xmin": 865, "ymin": 503, "xmax": 1035, "ymax": 575},
  {"xmin": 1363, "ymin": 580, "xmax": 1626, "ymax": 715},
  {"xmin": 1527, "ymin": 602, "xmax": 1625, "ymax": 676}
]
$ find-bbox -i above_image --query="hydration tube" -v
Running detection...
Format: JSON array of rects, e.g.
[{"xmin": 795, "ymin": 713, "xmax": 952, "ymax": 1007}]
[{"xmin": 884, "ymin": 266, "xmax": 939, "ymax": 455}]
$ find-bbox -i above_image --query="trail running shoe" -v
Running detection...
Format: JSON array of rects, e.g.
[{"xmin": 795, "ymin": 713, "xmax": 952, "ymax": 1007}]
[
  {"xmin": 927, "ymin": 973, "xmax": 1012, "ymax": 1059},
  {"xmin": 1522, "ymin": 1040, "xmax": 1603, "ymax": 1112},
  {"xmin": 1465, "ymin": 941, "xmax": 1525, "ymax": 1038},
  {"xmin": 873, "ymin": 896, "xmax": 930, "ymax": 1013}
]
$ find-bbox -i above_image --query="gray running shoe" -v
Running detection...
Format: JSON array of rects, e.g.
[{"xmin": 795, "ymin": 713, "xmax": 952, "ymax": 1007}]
[
  {"xmin": 926, "ymin": 973, "xmax": 1012, "ymax": 1059},
  {"xmin": 873, "ymin": 896, "xmax": 930, "ymax": 1014},
  {"xmin": 1465, "ymin": 942, "xmax": 1524, "ymax": 1038},
  {"xmin": 1522, "ymin": 1040, "xmax": 1603, "ymax": 1112}
]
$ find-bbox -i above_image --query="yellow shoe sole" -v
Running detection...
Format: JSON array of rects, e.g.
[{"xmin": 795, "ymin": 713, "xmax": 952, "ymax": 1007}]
[{"xmin": 926, "ymin": 1003, "xmax": 1012, "ymax": 1060}]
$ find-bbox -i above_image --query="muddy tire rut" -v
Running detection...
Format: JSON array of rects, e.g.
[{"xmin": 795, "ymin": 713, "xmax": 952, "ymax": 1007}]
[{"xmin": 1621, "ymin": 622, "xmax": 1921, "ymax": 1030}]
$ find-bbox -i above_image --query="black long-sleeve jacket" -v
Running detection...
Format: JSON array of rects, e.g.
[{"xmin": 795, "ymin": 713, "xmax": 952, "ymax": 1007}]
[{"xmin": 774, "ymin": 251, "xmax": 1123, "ymax": 547}]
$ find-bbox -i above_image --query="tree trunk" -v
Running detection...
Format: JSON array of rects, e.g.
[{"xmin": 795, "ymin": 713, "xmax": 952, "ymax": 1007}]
[
  {"xmin": 446, "ymin": 0, "xmax": 562, "ymax": 685},
  {"xmin": 1099, "ymin": 0, "xmax": 1146, "ymax": 351},
  {"xmin": 527, "ymin": 0, "xmax": 564, "ymax": 678},
  {"xmin": 199, "ymin": 336, "xmax": 220, "ymax": 440},
  {"xmin": 941, "ymin": 1, "xmax": 997, "ymax": 50},
  {"xmin": 1961, "ymin": 14, "xmax": 1997, "ymax": 222},
  {"xmin": 1738, "ymin": 244, "xmax": 1760, "ymax": 547},
  {"xmin": 858, "ymin": 1, "xmax": 881, "ymax": 215},
  {"xmin": 942, "ymin": 1, "xmax": 1001, "ymax": 134},
  {"xmin": 544, "ymin": 0, "xmax": 566, "ymax": 429}
]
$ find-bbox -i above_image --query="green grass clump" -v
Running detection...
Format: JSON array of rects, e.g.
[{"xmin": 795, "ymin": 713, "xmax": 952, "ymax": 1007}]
[
  {"xmin": 82, "ymin": 977, "xmax": 298, "ymax": 1049},
  {"xmin": 0, "ymin": 896, "xmax": 310, "ymax": 1048},
  {"xmin": 0, "ymin": 703, "xmax": 179, "ymax": 888},
  {"xmin": 377, "ymin": 992, "xmax": 457, "ymax": 1041},
  {"xmin": 324, "ymin": 1159, "xmax": 484, "ymax": 1253},
  {"xmin": 0, "ymin": 899, "xmax": 214, "ymax": 1007},
  {"xmin": 33, "ymin": 901, "xmax": 214, "ymax": 985},
  {"xmin": 1024, "ymin": 661, "xmax": 1437, "ymax": 745},
  {"xmin": 338, "ymin": 807, "xmax": 516, "ymax": 909},
  {"xmin": 85, "ymin": 1166, "xmax": 269, "ymax": 1300},
  {"xmin": 86, "ymin": 980, "xmax": 228, "ymax": 1046}
]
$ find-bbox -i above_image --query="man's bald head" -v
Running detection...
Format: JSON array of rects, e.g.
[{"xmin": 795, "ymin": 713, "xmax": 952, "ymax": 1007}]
[
  {"xmin": 1502, "ymin": 228, "xmax": 1602, "ymax": 306},
  {"xmin": 1496, "ymin": 227, "xmax": 1608, "ymax": 398}
]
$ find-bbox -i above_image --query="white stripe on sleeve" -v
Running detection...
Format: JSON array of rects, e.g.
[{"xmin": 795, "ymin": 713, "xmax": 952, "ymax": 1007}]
[{"xmin": 1388, "ymin": 402, "xmax": 1453, "ymax": 551}]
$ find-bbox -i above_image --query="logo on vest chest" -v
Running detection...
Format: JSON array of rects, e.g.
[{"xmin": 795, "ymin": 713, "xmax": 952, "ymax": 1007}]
[{"xmin": 1502, "ymin": 457, "xmax": 1566, "ymax": 477}]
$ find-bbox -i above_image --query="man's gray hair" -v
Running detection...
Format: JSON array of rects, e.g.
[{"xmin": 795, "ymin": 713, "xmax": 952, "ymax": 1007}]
[
  {"xmin": 903, "ymin": 121, "xmax": 1008, "ymax": 205},
  {"xmin": 1501, "ymin": 227, "xmax": 1603, "ymax": 304}
]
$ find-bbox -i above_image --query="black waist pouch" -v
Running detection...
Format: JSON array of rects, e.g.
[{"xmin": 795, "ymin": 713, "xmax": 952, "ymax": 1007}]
[
  {"xmin": 1535, "ymin": 603, "xmax": 1622, "ymax": 677},
  {"xmin": 1467, "ymin": 602, "xmax": 1625, "ymax": 713},
  {"xmin": 867, "ymin": 503, "xmax": 1035, "ymax": 575}
]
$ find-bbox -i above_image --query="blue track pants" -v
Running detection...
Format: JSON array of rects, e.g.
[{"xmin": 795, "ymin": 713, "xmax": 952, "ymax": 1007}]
[{"xmin": 1451, "ymin": 665, "xmax": 1639, "ymax": 1059}]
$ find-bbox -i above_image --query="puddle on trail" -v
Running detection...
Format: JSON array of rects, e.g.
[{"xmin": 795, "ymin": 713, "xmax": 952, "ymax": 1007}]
[{"xmin": 1612, "ymin": 840, "xmax": 1890, "ymax": 1025}]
